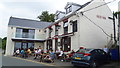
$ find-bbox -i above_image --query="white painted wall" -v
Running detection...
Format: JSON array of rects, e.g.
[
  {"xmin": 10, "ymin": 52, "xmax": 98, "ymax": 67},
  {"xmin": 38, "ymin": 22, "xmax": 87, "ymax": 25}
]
[
  {"xmin": 34, "ymin": 42, "xmax": 44, "ymax": 49},
  {"xmin": 35, "ymin": 29, "xmax": 45, "ymax": 40},
  {"xmin": 5, "ymin": 26, "xmax": 45, "ymax": 56},
  {"xmin": 44, "ymin": 0, "xmax": 115, "ymax": 52},
  {"xmin": 5, "ymin": 26, "xmax": 16, "ymax": 56},
  {"xmin": 76, "ymin": 0, "xmax": 114, "ymax": 49}
]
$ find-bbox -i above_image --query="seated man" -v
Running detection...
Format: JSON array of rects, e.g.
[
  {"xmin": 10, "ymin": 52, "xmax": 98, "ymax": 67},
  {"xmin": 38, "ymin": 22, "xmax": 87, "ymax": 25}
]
[{"xmin": 43, "ymin": 53, "xmax": 54, "ymax": 63}]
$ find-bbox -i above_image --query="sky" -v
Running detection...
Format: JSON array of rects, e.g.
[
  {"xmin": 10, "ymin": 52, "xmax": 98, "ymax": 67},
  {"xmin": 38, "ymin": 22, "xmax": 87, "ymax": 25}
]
[{"xmin": 0, "ymin": 0, "xmax": 119, "ymax": 38}]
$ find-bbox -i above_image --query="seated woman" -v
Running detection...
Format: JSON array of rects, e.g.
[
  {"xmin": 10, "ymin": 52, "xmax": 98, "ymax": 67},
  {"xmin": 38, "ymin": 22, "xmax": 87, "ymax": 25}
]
[{"xmin": 27, "ymin": 48, "xmax": 32, "ymax": 57}]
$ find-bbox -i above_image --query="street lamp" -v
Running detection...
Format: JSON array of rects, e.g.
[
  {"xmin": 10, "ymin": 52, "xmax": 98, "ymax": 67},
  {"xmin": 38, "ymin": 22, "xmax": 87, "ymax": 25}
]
[{"xmin": 108, "ymin": 11, "xmax": 117, "ymax": 46}]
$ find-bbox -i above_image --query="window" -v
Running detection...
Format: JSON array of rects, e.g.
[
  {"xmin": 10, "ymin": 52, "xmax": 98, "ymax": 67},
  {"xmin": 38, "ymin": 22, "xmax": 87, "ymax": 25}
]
[
  {"xmin": 64, "ymin": 22, "xmax": 68, "ymax": 34},
  {"xmin": 97, "ymin": 49, "xmax": 106, "ymax": 55},
  {"xmin": 29, "ymin": 29, "xmax": 35, "ymax": 38},
  {"xmin": 63, "ymin": 37, "xmax": 71, "ymax": 51},
  {"xmin": 49, "ymin": 29, "xmax": 52, "ymax": 37},
  {"xmin": 14, "ymin": 42, "xmax": 34, "ymax": 51},
  {"xmin": 11, "ymin": 27, "xmax": 13, "ymax": 29},
  {"xmin": 72, "ymin": 20, "xmax": 77, "ymax": 32},
  {"xmin": 55, "ymin": 26, "xmax": 59, "ymax": 35},
  {"xmin": 15, "ymin": 28, "xmax": 35, "ymax": 38},
  {"xmin": 16, "ymin": 28, "xmax": 22, "ymax": 38},
  {"xmin": 28, "ymin": 43, "xmax": 34, "ymax": 51},
  {"xmin": 66, "ymin": 6, "xmax": 72, "ymax": 14},
  {"xmin": 14, "ymin": 42, "xmax": 21, "ymax": 52}
]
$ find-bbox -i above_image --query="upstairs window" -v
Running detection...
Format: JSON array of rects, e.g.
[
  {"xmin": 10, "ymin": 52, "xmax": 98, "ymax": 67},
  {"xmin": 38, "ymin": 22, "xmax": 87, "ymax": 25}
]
[
  {"xmin": 64, "ymin": 22, "xmax": 68, "ymax": 34},
  {"xmin": 49, "ymin": 28, "xmax": 52, "ymax": 37},
  {"xmin": 72, "ymin": 20, "xmax": 77, "ymax": 32},
  {"xmin": 66, "ymin": 6, "xmax": 72, "ymax": 14},
  {"xmin": 55, "ymin": 26, "xmax": 59, "ymax": 35}
]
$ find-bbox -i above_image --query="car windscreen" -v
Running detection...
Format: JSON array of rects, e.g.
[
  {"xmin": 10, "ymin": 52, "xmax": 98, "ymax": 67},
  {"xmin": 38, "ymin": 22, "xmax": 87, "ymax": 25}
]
[{"xmin": 76, "ymin": 49, "xmax": 92, "ymax": 53}]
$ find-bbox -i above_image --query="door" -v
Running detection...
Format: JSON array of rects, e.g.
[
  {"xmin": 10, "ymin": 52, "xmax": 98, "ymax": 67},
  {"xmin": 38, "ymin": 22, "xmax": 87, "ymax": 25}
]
[
  {"xmin": 97, "ymin": 49, "xmax": 108, "ymax": 63},
  {"xmin": 61, "ymin": 36, "xmax": 71, "ymax": 52}
]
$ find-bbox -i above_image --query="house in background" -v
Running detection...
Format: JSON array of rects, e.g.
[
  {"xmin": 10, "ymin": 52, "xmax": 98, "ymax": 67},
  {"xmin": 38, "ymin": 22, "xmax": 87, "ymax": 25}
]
[
  {"xmin": 5, "ymin": 17, "xmax": 52, "ymax": 56},
  {"xmin": 44, "ymin": 0, "xmax": 115, "ymax": 52}
]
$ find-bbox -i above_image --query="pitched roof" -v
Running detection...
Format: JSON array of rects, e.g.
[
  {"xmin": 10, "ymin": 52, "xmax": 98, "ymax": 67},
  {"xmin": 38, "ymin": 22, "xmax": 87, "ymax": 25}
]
[
  {"xmin": 8, "ymin": 17, "xmax": 52, "ymax": 29},
  {"xmin": 45, "ymin": 1, "xmax": 93, "ymax": 29}
]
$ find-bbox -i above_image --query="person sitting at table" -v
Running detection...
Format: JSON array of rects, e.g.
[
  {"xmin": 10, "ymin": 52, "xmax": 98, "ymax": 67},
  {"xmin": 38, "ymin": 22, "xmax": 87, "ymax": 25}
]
[
  {"xmin": 43, "ymin": 52, "xmax": 54, "ymax": 63},
  {"xmin": 55, "ymin": 49, "xmax": 60, "ymax": 59},
  {"xmin": 58, "ymin": 48, "xmax": 64, "ymax": 60},
  {"xmin": 34, "ymin": 48, "xmax": 38, "ymax": 59},
  {"xmin": 27, "ymin": 48, "xmax": 32, "ymax": 57}
]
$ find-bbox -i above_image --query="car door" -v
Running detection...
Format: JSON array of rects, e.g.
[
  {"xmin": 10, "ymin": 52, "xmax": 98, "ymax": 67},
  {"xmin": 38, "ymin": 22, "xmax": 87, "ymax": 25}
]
[
  {"xmin": 97, "ymin": 49, "xmax": 107, "ymax": 63},
  {"xmin": 90, "ymin": 50, "xmax": 100, "ymax": 62}
]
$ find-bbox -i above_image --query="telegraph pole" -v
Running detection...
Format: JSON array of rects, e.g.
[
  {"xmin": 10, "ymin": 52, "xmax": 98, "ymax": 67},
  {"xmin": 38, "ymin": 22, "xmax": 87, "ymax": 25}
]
[
  {"xmin": 113, "ymin": 11, "xmax": 117, "ymax": 45},
  {"xmin": 108, "ymin": 11, "xmax": 117, "ymax": 47}
]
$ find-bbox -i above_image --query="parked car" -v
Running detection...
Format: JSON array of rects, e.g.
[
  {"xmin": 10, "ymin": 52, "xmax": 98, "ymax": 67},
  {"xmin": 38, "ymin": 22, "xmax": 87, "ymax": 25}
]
[{"xmin": 71, "ymin": 49, "xmax": 110, "ymax": 68}]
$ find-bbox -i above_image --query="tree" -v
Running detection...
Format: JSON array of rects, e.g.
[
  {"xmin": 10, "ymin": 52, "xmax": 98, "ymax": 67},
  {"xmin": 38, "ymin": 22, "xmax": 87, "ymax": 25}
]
[
  {"xmin": 2, "ymin": 37, "xmax": 7, "ymax": 50},
  {"xmin": 37, "ymin": 11, "xmax": 55, "ymax": 22}
]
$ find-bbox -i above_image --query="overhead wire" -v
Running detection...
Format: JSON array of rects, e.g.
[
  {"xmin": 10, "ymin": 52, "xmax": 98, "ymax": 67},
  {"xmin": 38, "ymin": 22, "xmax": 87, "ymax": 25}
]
[
  {"xmin": 79, "ymin": 0, "xmax": 117, "ymax": 38},
  {"xmin": 82, "ymin": 0, "xmax": 116, "ymax": 13},
  {"xmin": 82, "ymin": 14, "xmax": 113, "ymax": 38}
]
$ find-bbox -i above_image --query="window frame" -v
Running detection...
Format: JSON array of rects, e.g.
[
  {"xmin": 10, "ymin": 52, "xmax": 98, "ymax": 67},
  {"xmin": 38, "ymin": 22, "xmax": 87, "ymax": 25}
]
[
  {"xmin": 66, "ymin": 5, "xmax": 72, "ymax": 14},
  {"xmin": 72, "ymin": 20, "xmax": 77, "ymax": 32}
]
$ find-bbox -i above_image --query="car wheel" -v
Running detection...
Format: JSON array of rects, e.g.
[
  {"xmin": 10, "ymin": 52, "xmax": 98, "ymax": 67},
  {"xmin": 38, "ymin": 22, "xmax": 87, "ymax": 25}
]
[{"xmin": 91, "ymin": 61, "xmax": 97, "ymax": 68}]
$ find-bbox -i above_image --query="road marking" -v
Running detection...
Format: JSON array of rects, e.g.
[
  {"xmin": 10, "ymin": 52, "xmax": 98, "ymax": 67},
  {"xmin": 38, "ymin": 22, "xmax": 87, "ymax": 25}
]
[{"xmin": 11, "ymin": 57, "xmax": 55, "ymax": 66}]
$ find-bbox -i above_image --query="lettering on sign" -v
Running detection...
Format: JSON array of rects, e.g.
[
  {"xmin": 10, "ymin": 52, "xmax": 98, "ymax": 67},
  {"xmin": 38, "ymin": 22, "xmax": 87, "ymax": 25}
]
[{"xmin": 96, "ymin": 15, "xmax": 106, "ymax": 20}]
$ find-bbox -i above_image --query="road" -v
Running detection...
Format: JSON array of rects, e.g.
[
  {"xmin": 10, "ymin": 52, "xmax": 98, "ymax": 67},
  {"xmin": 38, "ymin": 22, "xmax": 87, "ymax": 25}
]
[{"xmin": 1, "ymin": 50, "xmax": 119, "ymax": 68}]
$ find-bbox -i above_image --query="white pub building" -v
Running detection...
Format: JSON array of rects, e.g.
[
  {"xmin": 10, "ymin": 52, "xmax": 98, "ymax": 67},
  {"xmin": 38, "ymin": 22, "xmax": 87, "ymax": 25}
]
[{"xmin": 5, "ymin": 0, "xmax": 116, "ymax": 56}]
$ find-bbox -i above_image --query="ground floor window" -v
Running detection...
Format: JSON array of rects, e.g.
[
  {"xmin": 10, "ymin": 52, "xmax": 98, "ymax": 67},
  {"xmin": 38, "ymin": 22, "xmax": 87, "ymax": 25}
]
[
  {"xmin": 60, "ymin": 36, "xmax": 71, "ymax": 52},
  {"xmin": 46, "ymin": 39, "xmax": 52, "ymax": 50},
  {"xmin": 14, "ymin": 42, "xmax": 34, "ymax": 51}
]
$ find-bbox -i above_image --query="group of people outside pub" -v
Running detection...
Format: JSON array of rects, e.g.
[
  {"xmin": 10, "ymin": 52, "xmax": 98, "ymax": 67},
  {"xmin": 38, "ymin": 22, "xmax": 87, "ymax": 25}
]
[{"xmin": 14, "ymin": 46, "xmax": 75, "ymax": 63}]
